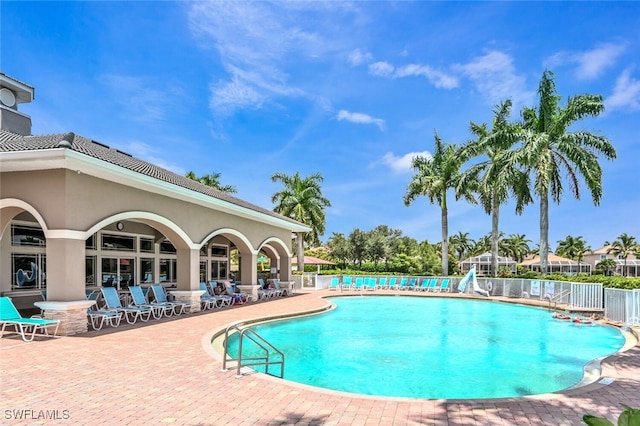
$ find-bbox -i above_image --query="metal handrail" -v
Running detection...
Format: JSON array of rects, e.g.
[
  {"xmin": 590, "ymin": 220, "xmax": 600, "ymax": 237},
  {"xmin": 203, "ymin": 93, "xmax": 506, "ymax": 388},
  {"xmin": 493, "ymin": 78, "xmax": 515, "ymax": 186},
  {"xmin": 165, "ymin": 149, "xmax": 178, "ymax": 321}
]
[
  {"xmin": 222, "ymin": 324, "xmax": 284, "ymax": 378},
  {"xmin": 548, "ymin": 289, "xmax": 571, "ymax": 311}
]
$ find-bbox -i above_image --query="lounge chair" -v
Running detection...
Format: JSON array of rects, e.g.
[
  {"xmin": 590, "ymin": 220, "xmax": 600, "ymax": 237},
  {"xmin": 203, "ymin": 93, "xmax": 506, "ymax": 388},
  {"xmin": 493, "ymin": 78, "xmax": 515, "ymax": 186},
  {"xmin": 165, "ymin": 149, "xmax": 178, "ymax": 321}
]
[
  {"xmin": 405, "ymin": 278, "xmax": 418, "ymax": 291},
  {"xmin": 150, "ymin": 285, "xmax": 192, "ymax": 314},
  {"xmin": 386, "ymin": 277, "xmax": 397, "ymax": 290},
  {"xmin": 363, "ymin": 277, "xmax": 377, "ymax": 291},
  {"xmin": 86, "ymin": 290, "xmax": 122, "ymax": 330},
  {"xmin": 258, "ymin": 278, "xmax": 276, "ymax": 299},
  {"xmin": 101, "ymin": 287, "xmax": 153, "ymax": 324},
  {"xmin": 395, "ymin": 277, "xmax": 408, "ymax": 290},
  {"xmin": 270, "ymin": 279, "xmax": 289, "ymax": 296},
  {"xmin": 437, "ymin": 279, "xmax": 450, "ymax": 293},
  {"xmin": 199, "ymin": 282, "xmax": 218, "ymax": 310},
  {"xmin": 328, "ymin": 277, "xmax": 340, "ymax": 290},
  {"xmin": 0, "ymin": 296, "xmax": 60, "ymax": 341},
  {"xmin": 377, "ymin": 277, "xmax": 388, "ymax": 290},
  {"xmin": 352, "ymin": 277, "xmax": 364, "ymax": 291},
  {"xmin": 129, "ymin": 285, "xmax": 173, "ymax": 318},
  {"xmin": 207, "ymin": 281, "xmax": 233, "ymax": 307},
  {"xmin": 341, "ymin": 276, "xmax": 353, "ymax": 290},
  {"xmin": 417, "ymin": 278, "xmax": 436, "ymax": 292}
]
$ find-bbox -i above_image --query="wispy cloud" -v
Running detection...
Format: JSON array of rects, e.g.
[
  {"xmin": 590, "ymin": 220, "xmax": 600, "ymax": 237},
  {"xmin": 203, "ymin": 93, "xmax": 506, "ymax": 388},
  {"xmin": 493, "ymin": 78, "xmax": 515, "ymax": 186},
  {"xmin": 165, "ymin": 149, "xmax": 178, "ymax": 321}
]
[
  {"xmin": 337, "ymin": 109, "xmax": 385, "ymax": 131},
  {"xmin": 369, "ymin": 61, "xmax": 458, "ymax": 89},
  {"xmin": 100, "ymin": 74, "xmax": 178, "ymax": 123},
  {"xmin": 545, "ymin": 42, "xmax": 626, "ymax": 80},
  {"xmin": 381, "ymin": 151, "xmax": 432, "ymax": 173},
  {"xmin": 348, "ymin": 48, "xmax": 372, "ymax": 66},
  {"xmin": 187, "ymin": 2, "xmax": 353, "ymax": 118},
  {"xmin": 121, "ymin": 140, "xmax": 186, "ymax": 175},
  {"xmin": 455, "ymin": 50, "xmax": 534, "ymax": 108},
  {"xmin": 605, "ymin": 68, "xmax": 640, "ymax": 111}
]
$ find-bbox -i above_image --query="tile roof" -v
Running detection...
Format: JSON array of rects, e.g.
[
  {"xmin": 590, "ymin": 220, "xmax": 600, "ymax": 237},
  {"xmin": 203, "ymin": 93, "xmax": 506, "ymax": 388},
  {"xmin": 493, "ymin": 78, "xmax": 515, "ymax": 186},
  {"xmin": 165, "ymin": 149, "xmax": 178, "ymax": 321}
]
[{"xmin": 0, "ymin": 129, "xmax": 305, "ymax": 228}]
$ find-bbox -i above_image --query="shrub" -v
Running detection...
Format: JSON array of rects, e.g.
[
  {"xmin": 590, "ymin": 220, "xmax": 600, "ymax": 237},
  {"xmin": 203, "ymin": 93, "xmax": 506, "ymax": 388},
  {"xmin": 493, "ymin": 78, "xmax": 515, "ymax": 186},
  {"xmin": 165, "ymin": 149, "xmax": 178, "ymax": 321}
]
[{"xmin": 583, "ymin": 405, "xmax": 640, "ymax": 426}]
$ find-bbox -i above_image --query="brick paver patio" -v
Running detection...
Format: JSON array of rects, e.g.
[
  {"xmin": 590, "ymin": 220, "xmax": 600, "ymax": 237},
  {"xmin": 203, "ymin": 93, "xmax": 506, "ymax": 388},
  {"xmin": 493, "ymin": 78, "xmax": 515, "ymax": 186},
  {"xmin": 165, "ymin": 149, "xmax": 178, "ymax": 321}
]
[{"xmin": 1, "ymin": 290, "xmax": 638, "ymax": 425}]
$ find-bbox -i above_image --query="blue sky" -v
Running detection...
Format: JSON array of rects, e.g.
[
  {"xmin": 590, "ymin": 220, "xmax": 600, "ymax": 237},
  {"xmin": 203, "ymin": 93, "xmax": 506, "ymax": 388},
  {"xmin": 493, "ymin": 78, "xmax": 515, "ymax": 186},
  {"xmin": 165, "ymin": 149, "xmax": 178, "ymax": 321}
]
[{"xmin": 2, "ymin": 1, "xmax": 639, "ymax": 251}]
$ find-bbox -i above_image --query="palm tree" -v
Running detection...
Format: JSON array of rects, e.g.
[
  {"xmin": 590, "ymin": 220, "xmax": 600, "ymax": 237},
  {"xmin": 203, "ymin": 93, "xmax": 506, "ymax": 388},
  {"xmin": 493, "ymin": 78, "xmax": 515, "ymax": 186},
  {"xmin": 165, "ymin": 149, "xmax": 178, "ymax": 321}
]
[
  {"xmin": 556, "ymin": 235, "xmax": 590, "ymax": 275},
  {"xmin": 459, "ymin": 99, "xmax": 532, "ymax": 277},
  {"xmin": 596, "ymin": 258, "xmax": 616, "ymax": 276},
  {"xmin": 607, "ymin": 233, "xmax": 638, "ymax": 277},
  {"xmin": 520, "ymin": 70, "xmax": 617, "ymax": 274},
  {"xmin": 271, "ymin": 171, "xmax": 331, "ymax": 250},
  {"xmin": 449, "ymin": 231, "xmax": 475, "ymax": 262},
  {"xmin": 185, "ymin": 171, "xmax": 237, "ymax": 193},
  {"xmin": 501, "ymin": 233, "xmax": 531, "ymax": 263},
  {"xmin": 404, "ymin": 132, "xmax": 475, "ymax": 275}
]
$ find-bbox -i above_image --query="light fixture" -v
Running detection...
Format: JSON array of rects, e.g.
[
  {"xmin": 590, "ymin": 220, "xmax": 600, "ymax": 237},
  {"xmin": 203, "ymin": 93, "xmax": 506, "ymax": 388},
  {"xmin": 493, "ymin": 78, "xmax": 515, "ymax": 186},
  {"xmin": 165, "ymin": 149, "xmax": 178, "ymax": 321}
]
[{"xmin": 116, "ymin": 222, "xmax": 124, "ymax": 231}]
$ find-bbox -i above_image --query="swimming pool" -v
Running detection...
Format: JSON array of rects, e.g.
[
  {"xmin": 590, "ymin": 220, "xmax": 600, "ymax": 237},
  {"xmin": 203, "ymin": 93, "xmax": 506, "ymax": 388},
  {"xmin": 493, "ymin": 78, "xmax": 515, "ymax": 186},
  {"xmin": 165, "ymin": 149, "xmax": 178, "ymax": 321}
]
[{"xmin": 225, "ymin": 296, "xmax": 625, "ymax": 399}]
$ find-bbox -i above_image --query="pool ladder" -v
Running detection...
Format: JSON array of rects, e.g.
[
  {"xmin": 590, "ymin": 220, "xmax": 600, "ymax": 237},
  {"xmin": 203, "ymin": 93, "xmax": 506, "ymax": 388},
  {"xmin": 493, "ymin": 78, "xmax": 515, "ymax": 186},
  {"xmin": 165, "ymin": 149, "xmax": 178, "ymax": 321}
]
[
  {"xmin": 547, "ymin": 289, "xmax": 572, "ymax": 312},
  {"xmin": 222, "ymin": 324, "xmax": 285, "ymax": 379}
]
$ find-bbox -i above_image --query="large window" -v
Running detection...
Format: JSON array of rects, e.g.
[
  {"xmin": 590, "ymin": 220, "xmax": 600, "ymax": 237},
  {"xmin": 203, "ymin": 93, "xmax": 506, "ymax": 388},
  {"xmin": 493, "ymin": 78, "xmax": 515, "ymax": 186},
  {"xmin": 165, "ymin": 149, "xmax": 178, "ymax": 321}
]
[
  {"xmin": 140, "ymin": 258, "xmax": 154, "ymax": 283},
  {"xmin": 11, "ymin": 225, "xmax": 46, "ymax": 247},
  {"xmin": 159, "ymin": 258, "xmax": 177, "ymax": 283},
  {"xmin": 101, "ymin": 257, "xmax": 136, "ymax": 289},
  {"xmin": 12, "ymin": 254, "xmax": 46, "ymax": 290},
  {"xmin": 160, "ymin": 240, "xmax": 176, "ymax": 254},
  {"xmin": 102, "ymin": 234, "xmax": 136, "ymax": 251}
]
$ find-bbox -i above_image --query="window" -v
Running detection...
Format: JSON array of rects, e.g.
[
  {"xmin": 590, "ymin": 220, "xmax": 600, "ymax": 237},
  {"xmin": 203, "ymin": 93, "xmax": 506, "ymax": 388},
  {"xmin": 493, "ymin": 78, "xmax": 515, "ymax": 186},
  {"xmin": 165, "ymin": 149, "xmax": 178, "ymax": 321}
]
[
  {"xmin": 11, "ymin": 224, "xmax": 46, "ymax": 246},
  {"xmin": 159, "ymin": 258, "xmax": 177, "ymax": 283},
  {"xmin": 140, "ymin": 238, "xmax": 154, "ymax": 253},
  {"xmin": 12, "ymin": 254, "xmax": 46, "ymax": 290},
  {"xmin": 86, "ymin": 234, "xmax": 96, "ymax": 250},
  {"xmin": 210, "ymin": 260, "xmax": 228, "ymax": 281},
  {"xmin": 200, "ymin": 261, "xmax": 207, "ymax": 283},
  {"xmin": 160, "ymin": 240, "xmax": 176, "ymax": 254},
  {"xmin": 86, "ymin": 256, "xmax": 96, "ymax": 286},
  {"xmin": 102, "ymin": 257, "xmax": 135, "ymax": 289},
  {"xmin": 211, "ymin": 245, "xmax": 228, "ymax": 257},
  {"xmin": 102, "ymin": 234, "xmax": 135, "ymax": 251},
  {"xmin": 140, "ymin": 258, "xmax": 154, "ymax": 283}
]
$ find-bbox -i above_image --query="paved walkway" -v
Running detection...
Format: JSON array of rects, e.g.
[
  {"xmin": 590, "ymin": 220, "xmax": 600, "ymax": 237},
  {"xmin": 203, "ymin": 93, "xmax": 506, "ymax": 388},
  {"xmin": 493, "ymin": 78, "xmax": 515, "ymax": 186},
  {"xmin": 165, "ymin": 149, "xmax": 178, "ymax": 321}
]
[{"xmin": 1, "ymin": 290, "xmax": 638, "ymax": 425}]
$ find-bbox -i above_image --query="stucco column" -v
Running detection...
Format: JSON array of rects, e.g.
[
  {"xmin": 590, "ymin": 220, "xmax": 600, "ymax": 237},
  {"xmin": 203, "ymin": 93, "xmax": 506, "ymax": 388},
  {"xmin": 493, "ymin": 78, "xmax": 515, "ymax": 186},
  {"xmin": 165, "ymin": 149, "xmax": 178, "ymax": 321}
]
[
  {"xmin": 45, "ymin": 237, "xmax": 86, "ymax": 301},
  {"xmin": 239, "ymin": 252, "xmax": 258, "ymax": 285},
  {"xmin": 176, "ymin": 247, "xmax": 200, "ymax": 291},
  {"xmin": 296, "ymin": 232, "xmax": 305, "ymax": 272}
]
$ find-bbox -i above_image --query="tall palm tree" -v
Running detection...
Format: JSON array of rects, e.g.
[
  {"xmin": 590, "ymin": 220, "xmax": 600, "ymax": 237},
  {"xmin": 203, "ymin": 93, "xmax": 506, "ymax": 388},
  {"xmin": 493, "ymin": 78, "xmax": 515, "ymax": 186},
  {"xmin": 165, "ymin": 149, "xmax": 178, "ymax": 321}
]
[
  {"xmin": 607, "ymin": 233, "xmax": 638, "ymax": 277},
  {"xmin": 404, "ymin": 132, "xmax": 475, "ymax": 275},
  {"xmin": 459, "ymin": 99, "xmax": 532, "ymax": 277},
  {"xmin": 271, "ymin": 171, "xmax": 331, "ymax": 250},
  {"xmin": 185, "ymin": 171, "xmax": 237, "ymax": 193},
  {"xmin": 520, "ymin": 70, "xmax": 616, "ymax": 274}
]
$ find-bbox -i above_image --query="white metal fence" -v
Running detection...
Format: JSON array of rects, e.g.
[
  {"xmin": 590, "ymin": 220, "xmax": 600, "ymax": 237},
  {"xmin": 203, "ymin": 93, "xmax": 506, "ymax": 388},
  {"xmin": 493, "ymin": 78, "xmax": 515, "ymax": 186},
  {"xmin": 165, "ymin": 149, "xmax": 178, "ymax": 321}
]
[{"xmin": 291, "ymin": 274, "xmax": 640, "ymax": 326}]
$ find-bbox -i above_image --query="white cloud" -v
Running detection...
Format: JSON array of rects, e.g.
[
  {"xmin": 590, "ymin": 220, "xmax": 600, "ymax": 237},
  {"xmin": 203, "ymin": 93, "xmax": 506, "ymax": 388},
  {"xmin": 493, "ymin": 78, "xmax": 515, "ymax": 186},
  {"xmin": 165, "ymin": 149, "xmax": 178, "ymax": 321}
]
[
  {"xmin": 348, "ymin": 48, "xmax": 372, "ymax": 66},
  {"xmin": 605, "ymin": 68, "xmax": 640, "ymax": 111},
  {"xmin": 456, "ymin": 50, "xmax": 534, "ymax": 108},
  {"xmin": 122, "ymin": 140, "xmax": 186, "ymax": 175},
  {"xmin": 369, "ymin": 61, "xmax": 458, "ymax": 89},
  {"xmin": 369, "ymin": 61, "xmax": 395, "ymax": 77},
  {"xmin": 382, "ymin": 151, "xmax": 432, "ymax": 173},
  {"xmin": 100, "ymin": 74, "xmax": 177, "ymax": 123},
  {"xmin": 395, "ymin": 64, "xmax": 459, "ymax": 89},
  {"xmin": 546, "ymin": 42, "xmax": 625, "ymax": 80},
  {"xmin": 336, "ymin": 109, "xmax": 385, "ymax": 131}
]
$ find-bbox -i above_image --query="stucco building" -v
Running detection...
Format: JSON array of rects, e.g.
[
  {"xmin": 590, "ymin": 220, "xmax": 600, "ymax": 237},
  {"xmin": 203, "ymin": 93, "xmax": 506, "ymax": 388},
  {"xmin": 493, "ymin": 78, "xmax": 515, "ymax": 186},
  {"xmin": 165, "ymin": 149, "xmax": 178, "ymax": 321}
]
[{"xmin": 0, "ymin": 73, "xmax": 310, "ymax": 334}]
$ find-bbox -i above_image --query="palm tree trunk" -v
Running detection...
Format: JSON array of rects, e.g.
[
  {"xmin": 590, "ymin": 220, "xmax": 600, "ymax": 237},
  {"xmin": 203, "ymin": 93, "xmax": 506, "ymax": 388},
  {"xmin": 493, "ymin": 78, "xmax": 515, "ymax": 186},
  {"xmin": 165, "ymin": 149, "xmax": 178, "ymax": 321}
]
[
  {"xmin": 441, "ymin": 206, "xmax": 449, "ymax": 276},
  {"xmin": 491, "ymin": 196, "xmax": 500, "ymax": 278},
  {"xmin": 540, "ymin": 193, "xmax": 549, "ymax": 275},
  {"xmin": 297, "ymin": 233, "xmax": 305, "ymax": 272}
]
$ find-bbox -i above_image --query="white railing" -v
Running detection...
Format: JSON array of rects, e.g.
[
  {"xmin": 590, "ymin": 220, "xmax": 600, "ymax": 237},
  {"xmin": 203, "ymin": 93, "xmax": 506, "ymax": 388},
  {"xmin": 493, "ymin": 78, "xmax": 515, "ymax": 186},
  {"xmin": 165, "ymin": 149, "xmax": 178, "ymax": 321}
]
[{"xmin": 604, "ymin": 288, "xmax": 640, "ymax": 326}]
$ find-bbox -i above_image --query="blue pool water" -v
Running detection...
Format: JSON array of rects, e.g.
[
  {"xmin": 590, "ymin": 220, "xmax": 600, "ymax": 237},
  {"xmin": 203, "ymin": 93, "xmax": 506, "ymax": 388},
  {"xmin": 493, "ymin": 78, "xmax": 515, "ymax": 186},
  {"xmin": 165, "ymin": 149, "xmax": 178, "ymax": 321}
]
[{"xmin": 225, "ymin": 296, "xmax": 625, "ymax": 399}]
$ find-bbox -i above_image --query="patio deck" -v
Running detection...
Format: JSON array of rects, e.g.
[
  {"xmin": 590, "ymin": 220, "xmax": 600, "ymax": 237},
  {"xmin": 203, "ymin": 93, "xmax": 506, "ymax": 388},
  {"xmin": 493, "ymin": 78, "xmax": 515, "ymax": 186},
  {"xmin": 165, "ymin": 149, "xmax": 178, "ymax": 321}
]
[{"xmin": 1, "ymin": 290, "xmax": 638, "ymax": 425}]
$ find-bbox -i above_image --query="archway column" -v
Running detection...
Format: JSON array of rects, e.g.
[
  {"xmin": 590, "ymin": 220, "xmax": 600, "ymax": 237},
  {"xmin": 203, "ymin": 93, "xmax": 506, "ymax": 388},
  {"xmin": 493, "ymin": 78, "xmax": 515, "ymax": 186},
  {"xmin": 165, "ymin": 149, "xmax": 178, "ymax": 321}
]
[
  {"xmin": 239, "ymin": 252, "xmax": 258, "ymax": 286},
  {"xmin": 42, "ymin": 236, "xmax": 90, "ymax": 335},
  {"xmin": 175, "ymin": 247, "xmax": 202, "ymax": 312}
]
